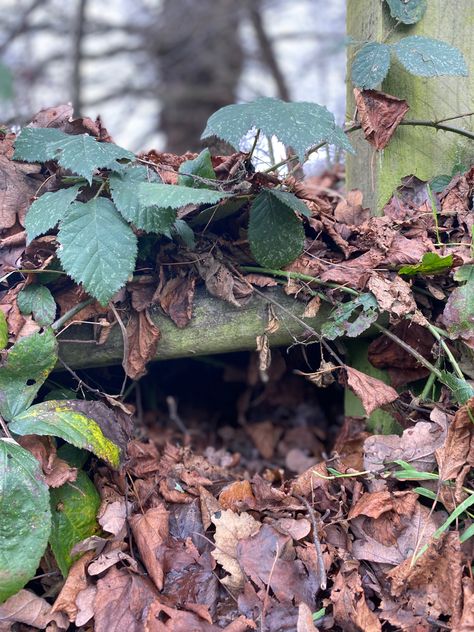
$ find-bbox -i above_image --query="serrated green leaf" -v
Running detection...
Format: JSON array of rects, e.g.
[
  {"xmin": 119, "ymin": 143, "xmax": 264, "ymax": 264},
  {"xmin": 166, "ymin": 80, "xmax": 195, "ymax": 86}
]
[
  {"xmin": 173, "ymin": 219, "xmax": 195, "ymax": 248},
  {"xmin": 439, "ymin": 371, "xmax": 474, "ymax": 404},
  {"xmin": 178, "ymin": 148, "xmax": 216, "ymax": 188},
  {"xmin": 248, "ymin": 190, "xmax": 304, "ymax": 268},
  {"xmin": 25, "ymin": 185, "xmax": 82, "ymax": 243},
  {"xmin": 14, "ymin": 128, "xmax": 135, "ymax": 184},
  {"xmin": 191, "ymin": 198, "xmax": 246, "ymax": 227},
  {"xmin": 0, "ymin": 329, "xmax": 57, "ymax": 422},
  {"xmin": 10, "ymin": 400, "xmax": 123, "ymax": 468},
  {"xmin": 429, "ymin": 174, "xmax": 452, "ymax": 193},
  {"xmin": 201, "ymin": 97, "xmax": 353, "ymax": 162},
  {"xmin": 57, "ymin": 198, "xmax": 137, "ymax": 305},
  {"xmin": 49, "ymin": 470, "xmax": 100, "ymax": 576},
  {"xmin": 138, "ymin": 182, "xmax": 230, "ymax": 208},
  {"xmin": 267, "ymin": 189, "xmax": 311, "ymax": 217},
  {"xmin": 0, "ymin": 439, "xmax": 51, "ymax": 602},
  {"xmin": 393, "ymin": 36, "xmax": 468, "ymax": 77},
  {"xmin": 351, "ymin": 42, "xmax": 391, "ymax": 88},
  {"xmin": 321, "ymin": 293, "xmax": 379, "ymax": 340},
  {"xmin": 386, "ymin": 0, "xmax": 427, "ymax": 24},
  {"xmin": 0, "ymin": 310, "xmax": 7, "ymax": 350},
  {"xmin": 17, "ymin": 285, "xmax": 56, "ymax": 326},
  {"xmin": 398, "ymin": 252, "xmax": 453, "ymax": 277}
]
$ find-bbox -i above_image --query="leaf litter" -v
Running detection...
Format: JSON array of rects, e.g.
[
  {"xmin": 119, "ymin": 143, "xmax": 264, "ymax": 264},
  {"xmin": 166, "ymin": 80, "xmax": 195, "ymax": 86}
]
[{"xmin": 0, "ymin": 102, "xmax": 473, "ymax": 631}]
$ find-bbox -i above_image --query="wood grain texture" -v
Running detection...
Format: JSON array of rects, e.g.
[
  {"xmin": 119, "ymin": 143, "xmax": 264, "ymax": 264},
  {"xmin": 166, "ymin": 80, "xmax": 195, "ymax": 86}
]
[{"xmin": 346, "ymin": 0, "xmax": 474, "ymax": 212}]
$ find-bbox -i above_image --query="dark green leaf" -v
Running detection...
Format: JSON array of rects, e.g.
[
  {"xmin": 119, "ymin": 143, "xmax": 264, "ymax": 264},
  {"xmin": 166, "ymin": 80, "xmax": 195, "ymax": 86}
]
[
  {"xmin": 178, "ymin": 148, "xmax": 216, "ymax": 188},
  {"xmin": 429, "ymin": 174, "xmax": 452, "ymax": 193},
  {"xmin": 0, "ymin": 310, "xmax": 7, "ymax": 350},
  {"xmin": 267, "ymin": 189, "xmax": 311, "ymax": 217},
  {"xmin": 0, "ymin": 439, "xmax": 51, "ymax": 602},
  {"xmin": 351, "ymin": 42, "xmax": 391, "ymax": 88},
  {"xmin": 17, "ymin": 285, "xmax": 56, "ymax": 326},
  {"xmin": 57, "ymin": 444, "xmax": 88, "ymax": 469},
  {"xmin": 57, "ymin": 198, "xmax": 137, "ymax": 305},
  {"xmin": 173, "ymin": 219, "xmax": 196, "ymax": 249},
  {"xmin": 393, "ymin": 36, "xmax": 468, "ymax": 77},
  {"xmin": 248, "ymin": 190, "xmax": 305, "ymax": 268},
  {"xmin": 49, "ymin": 470, "xmax": 100, "ymax": 576},
  {"xmin": 321, "ymin": 293, "xmax": 379, "ymax": 340},
  {"xmin": 14, "ymin": 128, "xmax": 135, "ymax": 183},
  {"xmin": 439, "ymin": 371, "xmax": 474, "ymax": 404},
  {"xmin": 201, "ymin": 97, "xmax": 353, "ymax": 162},
  {"xmin": 386, "ymin": 0, "xmax": 427, "ymax": 24},
  {"xmin": 0, "ymin": 329, "xmax": 57, "ymax": 422},
  {"xmin": 10, "ymin": 399, "xmax": 125, "ymax": 469},
  {"xmin": 138, "ymin": 182, "xmax": 230, "ymax": 208},
  {"xmin": 442, "ymin": 268, "xmax": 474, "ymax": 347},
  {"xmin": 190, "ymin": 198, "xmax": 246, "ymax": 227},
  {"xmin": 398, "ymin": 252, "xmax": 453, "ymax": 276},
  {"xmin": 44, "ymin": 387, "xmax": 78, "ymax": 401},
  {"xmin": 25, "ymin": 185, "xmax": 82, "ymax": 243}
]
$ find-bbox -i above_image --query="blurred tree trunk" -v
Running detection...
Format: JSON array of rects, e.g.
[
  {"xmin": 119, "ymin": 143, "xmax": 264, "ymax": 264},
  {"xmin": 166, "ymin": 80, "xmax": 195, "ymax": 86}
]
[{"xmin": 156, "ymin": 0, "xmax": 243, "ymax": 154}]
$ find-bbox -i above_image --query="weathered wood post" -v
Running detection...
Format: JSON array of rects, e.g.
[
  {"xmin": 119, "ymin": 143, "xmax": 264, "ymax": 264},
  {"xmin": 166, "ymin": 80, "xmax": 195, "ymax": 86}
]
[{"xmin": 345, "ymin": 0, "xmax": 474, "ymax": 429}]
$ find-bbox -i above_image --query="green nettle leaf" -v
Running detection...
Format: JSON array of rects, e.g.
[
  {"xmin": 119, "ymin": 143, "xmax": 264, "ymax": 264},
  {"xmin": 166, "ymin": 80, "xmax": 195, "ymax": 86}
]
[
  {"xmin": 386, "ymin": 0, "xmax": 427, "ymax": 24},
  {"xmin": 0, "ymin": 439, "xmax": 51, "ymax": 602},
  {"xmin": 0, "ymin": 310, "xmax": 7, "ymax": 350},
  {"xmin": 429, "ymin": 174, "xmax": 452, "ymax": 193},
  {"xmin": 393, "ymin": 36, "xmax": 468, "ymax": 77},
  {"xmin": 25, "ymin": 185, "xmax": 82, "ymax": 243},
  {"xmin": 398, "ymin": 252, "xmax": 453, "ymax": 277},
  {"xmin": 321, "ymin": 293, "xmax": 379, "ymax": 340},
  {"xmin": 14, "ymin": 128, "xmax": 135, "ymax": 184},
  {"xmin": 10, "ymin": 399, "xmax": 124, "ymax": 468},
  {"xmin": 0, "ymin": 329, "xmax": 57, "ymax": 422},
  {"xmin": 248, "ymin": 190, "xmax": 305, "ymax": 268},
  {"xmin": 201, "ymin": 97, "xmax": 353, "ymax": 162},
  {"xmin": 178, "ymin": 148, "xmax": 217, "ymax": 188},
  {"xmin": 57, "ymin": 198, "xmax": 137, "ymax": 305},
  {"xmin": 351, "ymin": 42, "xmax": 391, "ymax": 89},
  {"xmin": 49, "ymin": 470, "xmax": 100, "ymax": 576},
  {"xmin": 439, "ymin": 372, "xmax": 474, "ymax": 405},
  {"xmin": 17, "ymin": 285, "xmax": 57, "ymax": 326}
]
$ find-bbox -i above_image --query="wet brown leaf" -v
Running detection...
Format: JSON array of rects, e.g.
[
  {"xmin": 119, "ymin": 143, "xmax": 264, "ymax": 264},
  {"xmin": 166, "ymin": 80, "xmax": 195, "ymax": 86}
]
[
  {"xmin": 354, "ymin": 88, "xmax": 409, "ymax": 150},
  {"xmin": 129, "ymin": 504, "xmax": 170, "ymax": 591},
  {"xmin": 154, "ymin": 274, "xmax": 196, "ymax": 328},
  {"xmin": 124, "ymin": 309, "xmax": 161, "ymax": 380},
  {"xmin": 343, "ymin": 366, "xmax": 398, "ymax": 415},
  {"xmin": 457, "ymin": 577, "xmax": 474, "ymax": 632},
  {"xmin": 219, "ymin": 480, "xmax": 256, "ymax": 512},
  {"xmin": 0, "ymin": 590, "xmax": 68, "ymax": 630}
]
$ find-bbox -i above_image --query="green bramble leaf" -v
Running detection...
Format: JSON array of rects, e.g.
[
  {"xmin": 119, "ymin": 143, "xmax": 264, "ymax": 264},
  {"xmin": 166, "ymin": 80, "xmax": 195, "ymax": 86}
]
[
  {"xmin": 321, "ymin": 293, "xmax": 379, "ymax": 340},
  {"xmin": 398, "ymin": 252, "xmax": 453, "ymax": 277},
  {"xmin": 441, "ymin": 265, "xmax": 474, "ymax": 347},
  {"xmin": 248, "ymin": 190, "xmax": 305, "ymax": 268},
  {"xmin": 0, "ymin": 439, "xmax": 51, "ymax": 602},
  {"xmin": 429, "ymin": 174, "xmax": 452, "ymax": 193},
  {"xmin": 266, "ymin": 189, "xmax": 311, "ymax": 217},
  {"xmin": 25, "ymin": 185, "xmax": 82, "ymax": 243},
  {"xmin": 178, "ymin": 148, "xmax": 217, "ymax": 188},
  {"xmin": 9, "ymin": 400, "xmax": 125, "ymax": 469},
  {"xmin": 439, "ymin": 371, "xmax": 474, "ymax": 405},
  {"xmin": 17, "ymin": 285, "xmax": 56, "ymax": 326},
  {"xmin": 14, "ymin": 128, "xmax": 135, "ymax": 184},
  {"xmin": 57, "ymin": 198, "xmax": 137, "ymax": 305},
  {"xmin": 49, "ymin": 470, "xmax": 100, "ymax": 576},
  {"xmin": 0, "ymin": 310, "xmax": 7, "ymax": 350},
  {"xmin": 201, "ymin": 97, "xmax": 353, "ymax": 162},
  {"xmin": 0, "ymin": 329, "xmax": 57, "ymax": 422},
  {"xmin": 393, "ymin": 36, "xmax": 468, "ymax": 77},
  {"xmin": 351, "ymin": 42, "xmax": 391, "ymax": 88},
  {"xmin": 385, "ymin": 0, "xmax": 427, "ymax": 24},
  {"xmin": 173, "ymin": 219, "xmax": 196, "ymax": 249}
]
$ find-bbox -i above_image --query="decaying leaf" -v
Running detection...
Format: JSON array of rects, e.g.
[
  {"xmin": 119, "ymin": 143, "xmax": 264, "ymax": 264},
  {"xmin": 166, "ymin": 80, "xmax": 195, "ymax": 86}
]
[
  {"xmin": 343, "ymin": 366, "xmax": 398, "ymax": 415},
  {"xmin": 124, "ymin": 309, "xmax": 161, "ymax": 380},
  {"xmin": 0, "ymin": 589, "xmax": 68, "ymax": 630},
  {"xmin": 52, "ymin": 551, "xmax": 95, "ymax": 622},
  {"xmin": 154, "ymin": 274, "xmax": 196, "ymax": 328},
  {"xmin": 129, "ymin": 505, "xmax": 169, "ymax": 591},
  {"xmin": 354, "ymin": 88, "xmax": 409, "ymax": 150}
]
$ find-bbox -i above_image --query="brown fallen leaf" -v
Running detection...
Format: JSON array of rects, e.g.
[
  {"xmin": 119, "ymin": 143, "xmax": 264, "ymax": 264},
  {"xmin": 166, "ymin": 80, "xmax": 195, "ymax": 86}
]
[
  {"xmin": 129, "ymin": 504, "xmax": 170, "ymax": 591},
  {"xmin": 245, "ymin": 420, "xmax": 283, "ymax": 460},
  {"xmin": 0, "ymin": 589, "xmax": 68, "ymax": 630},
  {"xmin": 343, "ymin": 366, "xmax": 398, "ymax": 415},
  {"xmin": 211, "ymin": 509, "xmax": 260, "ymax": 590},
  {"xmin": 145, "ymin": 600, "xmax": 215, "ymax": 631},
  {"xmin": 124, "ymin": 309, "xmax": 161, "ymax": 380},
  {"xmin": 52, "ymin": 551, "xmax": 95, "ymax": 622},
  {"xmin": 334, "ymin": 189, "xmax": 369, "ymax": 226},
  {"xmin": 195, "ymin": 252, "xmax": 253, "ymax": 307},
  {"xmin": 17, "ymin": 435, "xmax": 78, "ymax": 488},
  {"xmin": 98, "ymin": 499, "xmax": 133, "ymax": 537},
  {"xmin": 457, "ymin": 577, "xmax": 474, "ymax": 632},
  {"xmin": 75, "ymin": 585, "xmax": 97, "ymax": 627},
  {"xmin": 275, "ymin": 517, "xmax": 311, "ymax": 541},
  {"xmin": 154, "ymin": 274, "xmax": 196, "ymax": 328},
  {"xmin": 367, "ymin": 273, "xmax": 417, "ymax": 318},
  {"xmin": 88, "ymin": 548, "xmax": 139, "ymax": 576},
  {"xmin": 219, "ymin": 480, "xmax": 256, "ymax": 512},
  {"xmin": 354, "ymin": 88, "xmax": 409, "ymax": 150},
  {"xmin": 297, "ymin": 602, "xmax": 319, "ymax": 632}
]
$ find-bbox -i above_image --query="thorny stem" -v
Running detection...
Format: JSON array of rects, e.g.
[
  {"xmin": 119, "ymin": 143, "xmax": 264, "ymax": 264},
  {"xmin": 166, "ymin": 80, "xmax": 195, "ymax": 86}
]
[
  {"xmin": 240, "ymin": 266, "xmax": 359, "ymax": 296},
  {"xmin": 247, "ymin": 128, "xmax": 261, "ymax": 162},
  {"xmin": 345, "ymin": 118, "xmax": 474, "ymax": 142},
  {"xmin": 294, "ymin": 494, "xmax": 327, "ymax": 590}
]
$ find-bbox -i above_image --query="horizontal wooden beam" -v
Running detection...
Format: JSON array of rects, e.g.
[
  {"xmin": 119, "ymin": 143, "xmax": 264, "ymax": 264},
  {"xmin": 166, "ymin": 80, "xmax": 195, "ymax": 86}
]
[{"xmin": 57, "ymin": 288, "xmax": 333, "ymax": 369}]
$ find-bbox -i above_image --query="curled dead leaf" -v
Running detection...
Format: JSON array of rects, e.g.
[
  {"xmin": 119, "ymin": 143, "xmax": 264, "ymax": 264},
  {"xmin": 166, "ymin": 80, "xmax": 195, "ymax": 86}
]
[{"xmin": 342, "ymin": 366, "xmax": 398, "ymax": 415}]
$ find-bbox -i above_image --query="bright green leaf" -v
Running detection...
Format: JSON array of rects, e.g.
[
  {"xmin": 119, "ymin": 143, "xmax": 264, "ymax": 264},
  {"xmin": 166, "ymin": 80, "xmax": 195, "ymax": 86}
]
[
  {"xmin": 17, "ymin": 285, "xmax": 56, "ymax": 326},
  {"xmin": 138, "ymin": 182, "xmax": 230, "ymax": 209},
  {"xmin": 398, "ymin": 252, "xmax": 453, "ymax": 276},
  {"xmin": 0, "ymin": 329, "xmax": 57, "ymax": 422},
  {"xmin": 0, "ymin": 310, "xmax": 7, "ymax": 350},
  {"xmin": 321, "ymin": 293, "xmax": 379, "ymax": 340},
  {"xmin": 460, "ymin": 522, "xmax": 474, "ymax": 544},
  {"xmin": 248, "ymin": 190, "xmax": 305, "ymax": 268},
  {"xmin": 49, "ymin": 470, "xmax": 100, "ymax": 576},
  {"xmin": 201, "ymin": 97, "xmax": 353, "ymax": 162},
  {"xmin": 57, "ymin": 198, "xmax": 137, "ymax": 305},
  {"xmin": 351, "ymin": 42, "xmax": 391, "ymax": 88},
  {"xmin": 14, "ymin": 128, "xmax": 135, "ymax": 184},
  {"xmin": 10, "ymin": 400, "xmax": 125, "ymax": 468},
  {"xmin": 0, "ymin": 439, "xmax": 51, "ymax": 602},
  {"xmin": 393, "ymin": 36, "xmax": 468, "ymax": 77},
  {"xmin": 25, "ymin": 185, "xmax": 82, "ymax": 243},
  {"xmin": 386, "ymin": 0, "xmax": 427, "ymax": 24},
  {"xmin": 178, "ymin": 148, "xmax": 217, "ymax": 188}
]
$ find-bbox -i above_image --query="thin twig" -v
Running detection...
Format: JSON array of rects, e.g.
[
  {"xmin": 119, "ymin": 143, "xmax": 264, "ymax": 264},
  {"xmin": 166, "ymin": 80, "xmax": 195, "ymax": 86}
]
[
  {"xmin": 109, "ymin": 302, "xmax": 129, "ymax": 397},
  {"xmin": 345, "ymin": 118, "xmax": 474, "ymax": 142},
  {"xmin": 294, "ymin": 494, "xmax": 327, "ymax": 590},
  {"xmin": 261, "ymin": 542, "xmax": 280, "ymax": 632},
  {"xmin": 0, "ymin": 415, "xmax": 13, "ymax": 439},
  {"xmin": 240, "ymin": 266, "xmax": 359, "ymax": 296},
  {"xmin": 51, "ymin": 298, "xmax": 94, "ymax": 332}
]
